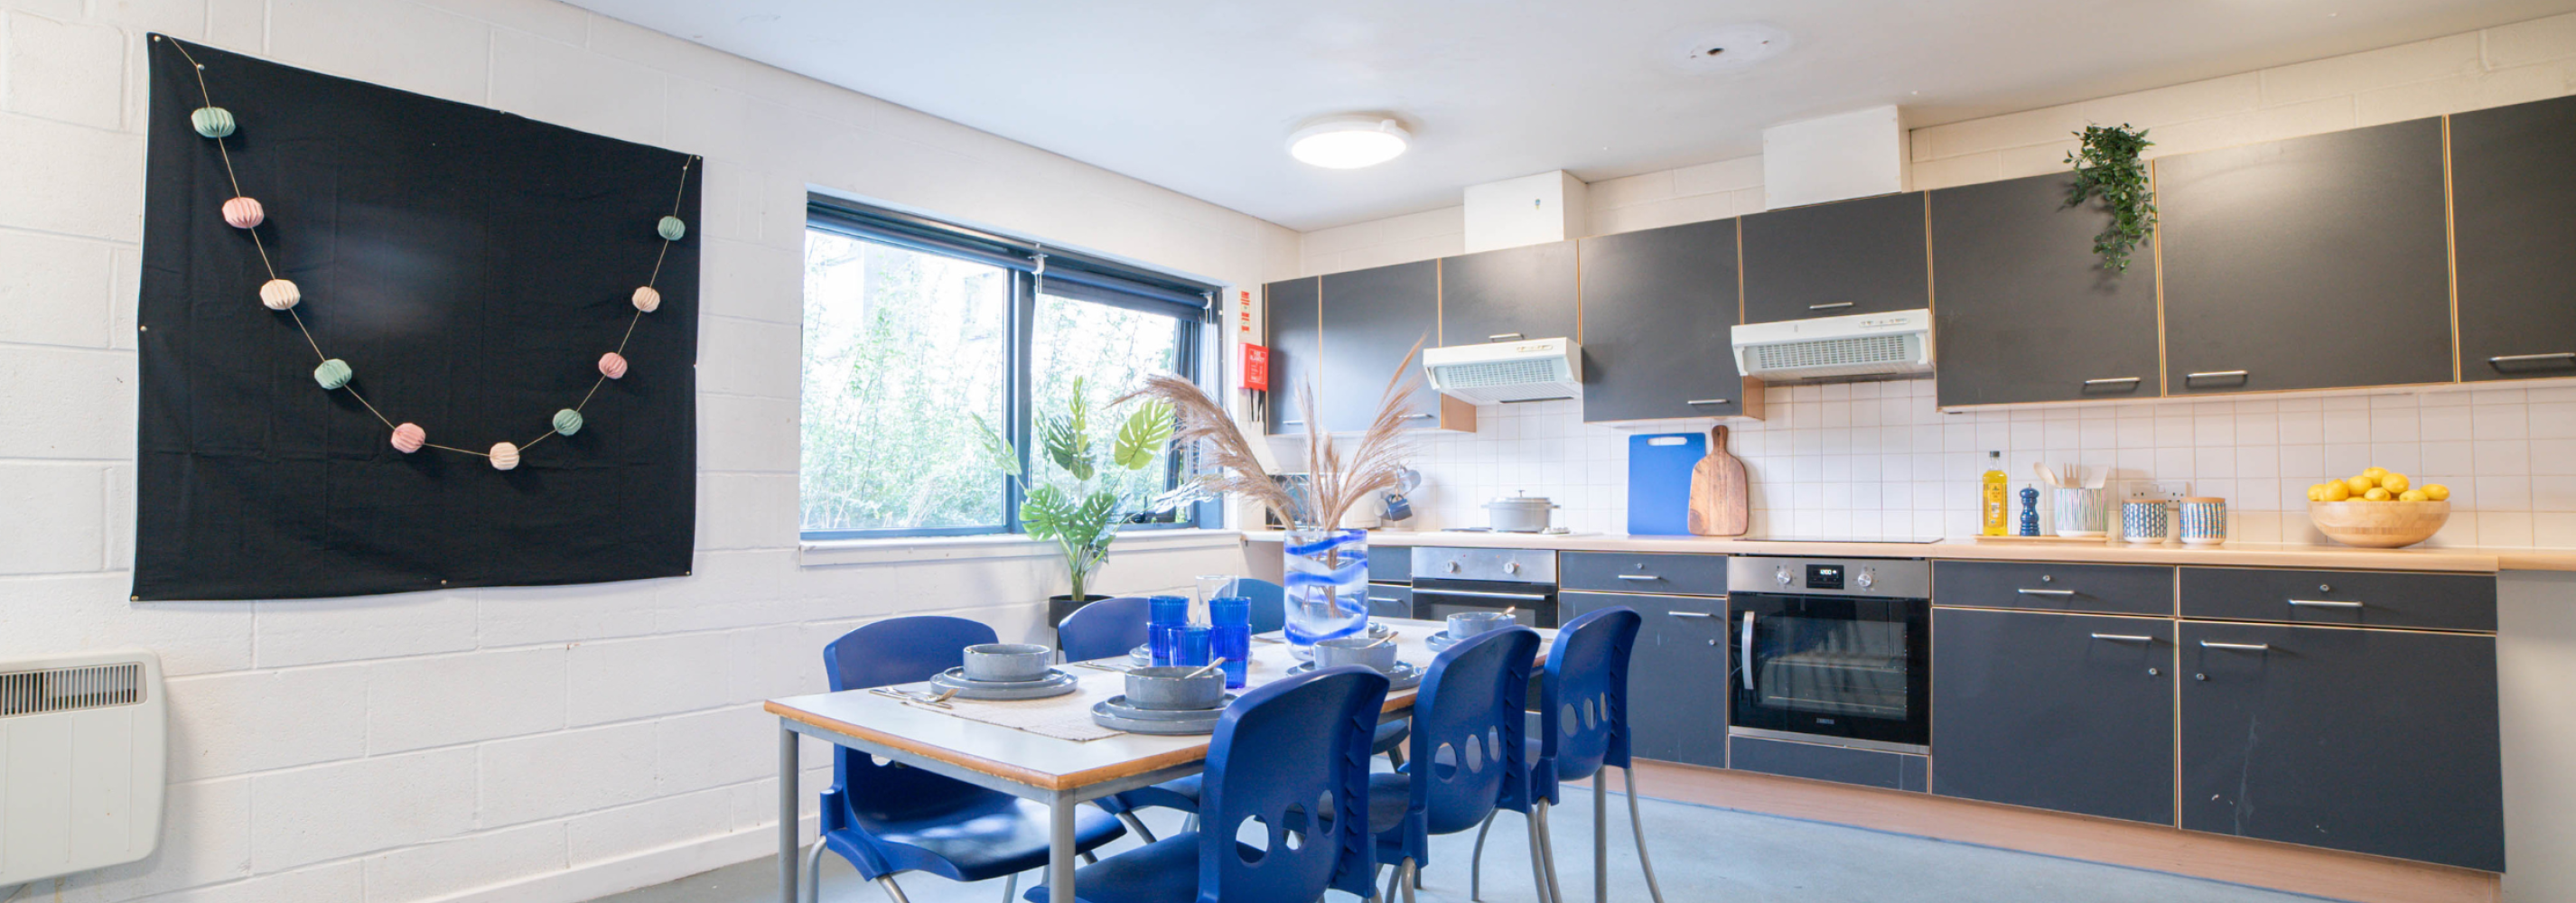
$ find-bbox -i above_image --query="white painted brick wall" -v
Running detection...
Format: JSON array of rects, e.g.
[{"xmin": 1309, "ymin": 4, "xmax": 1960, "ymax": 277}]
[{"xmin": 0, "ymin": 0, "xmax": 1284, "ymax": 900}]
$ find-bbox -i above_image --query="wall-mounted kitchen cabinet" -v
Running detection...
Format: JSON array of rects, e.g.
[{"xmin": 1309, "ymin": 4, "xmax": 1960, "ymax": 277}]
[
  {"xmin": 1438, "ymin": 239, "xmax": 1578, "ymax": 346},
  {"xmin": 1741, "ymin": 191, "xmax": 1927, "ymax": 323},
  {"xmin": 1263, "ymin": 276, "xmax": 1318, "ymax": 435},
  {"xmin": 2156, "ymin": 118, "xmax": 2454, "ymax": 396},
  {"xmin": 1577, "ymin": 219, "xmax": 1763, "ymax": 423},
  {"xmin": 1930, "ymin": 173, "xmax": 2163, "ymax": 406},
  {"xmin": 1931, "ymin": 609, "xmax": 2173, "ymax": 824},
  {"xmin": 2450, "ymin": 94, "xmax": 2576, "ymax": 382}
]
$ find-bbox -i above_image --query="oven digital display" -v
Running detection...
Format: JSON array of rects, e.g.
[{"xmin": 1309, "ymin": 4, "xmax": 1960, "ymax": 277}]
[{"xmin": 1806, "ymin": 564, "xmax": 1845, "ymax": 590}]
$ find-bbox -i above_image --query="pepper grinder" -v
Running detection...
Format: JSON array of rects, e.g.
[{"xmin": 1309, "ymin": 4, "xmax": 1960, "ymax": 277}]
[{"xmin": 2018, "ymin": 485, "xmax": 2041, "ymax": 536}]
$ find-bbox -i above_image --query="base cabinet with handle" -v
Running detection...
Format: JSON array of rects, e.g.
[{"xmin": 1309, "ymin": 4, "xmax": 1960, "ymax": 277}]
[
  {"xmin": 1931, "ymin": 609, "xmax": 2175, "ymax": 824},
  {"xmin": 2178, "ymin": 620, "xmax": 2504, "ymax": 871},
  {"xmin": 1561, "ymin": 590, "xmax": 1728, "ymax": 768}
]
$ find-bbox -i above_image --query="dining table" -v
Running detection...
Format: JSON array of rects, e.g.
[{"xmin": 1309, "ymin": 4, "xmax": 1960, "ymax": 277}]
[{"xmin": 762, "ymin": 616, "xmax": 1556, "ymax": 903}]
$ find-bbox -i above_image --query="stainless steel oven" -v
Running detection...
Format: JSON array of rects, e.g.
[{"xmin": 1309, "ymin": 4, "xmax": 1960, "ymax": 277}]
[
  {"xmin": 1409, "ymin": 547, "xmax": 1557, "ymax": 628},
  {"xmin": 1726, "ymin": 556, "xmax": 1931, "ymax": 751}
]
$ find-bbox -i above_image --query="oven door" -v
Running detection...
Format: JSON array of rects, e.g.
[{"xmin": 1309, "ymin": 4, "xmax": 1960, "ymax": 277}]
[
  {"xmin": 1727, "ymin": 591, "xmax": 1928, "ymax": 749},
  {"xmin": 1410, "ymin": 579, "xmax": 1557, "ymax": 628}
]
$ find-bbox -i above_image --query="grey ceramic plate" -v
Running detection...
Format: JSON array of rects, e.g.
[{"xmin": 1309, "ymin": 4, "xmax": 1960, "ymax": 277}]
[
  {"xmin": 929, "ymin": 667, "xmax": 1079, "ymax": 700},
  {"xmin": 1285, "ymin": 622, "xmax": 1397, "ymax": 661},
  {"xmin": 1425, "ymin": 630, "xmax": 1461, "ymax": 653},
  {"xmin": 1091, "ymin": 700, "xmax": 1224, "ymax": 735},
  {"xmin": 1286, "ymin": 660, "xmax": 1423, "ymax": 691},
  {"xmin": 1095, "ymin": 694, "xmax": 1237, "ymax": 721}
]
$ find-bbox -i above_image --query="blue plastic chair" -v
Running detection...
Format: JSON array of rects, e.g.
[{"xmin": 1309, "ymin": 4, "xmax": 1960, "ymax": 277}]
[
  {"xmin": 1470, "ymin": 606, "xmax": 1662, "ymax": 903},
  {"xmin": 809, "ymin": 617, "xmax": 1128, "ymax": 903},
  {"xmin": 1025, "ymin": 665, "xmax": 1391, "ymax": 903},
  {"xmin": 1057, "ymin": 596, "xmax": 1152, "ymax": 664},
  {"xmin": 1225, "ymin": 577, "xmax": 1289, "ymax": 635},
  {"xmin": 1358, "ymin": 626, "xmax": 1543, "ymax": 903}
]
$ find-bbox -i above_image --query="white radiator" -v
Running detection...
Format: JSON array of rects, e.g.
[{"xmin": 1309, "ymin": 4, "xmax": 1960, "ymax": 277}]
[{"xmin": 0, "ymin": 649, "xmax": 165, "ymax": 885}]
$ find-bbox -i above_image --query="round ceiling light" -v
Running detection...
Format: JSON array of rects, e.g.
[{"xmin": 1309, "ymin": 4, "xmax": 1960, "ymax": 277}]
[
  {"xmin": 1288, "ymin": 115, "xmax": 1412, "ymax": 169},
  {"xmin": 1661, "ymin": 23, "xmax": 1792, "ymax": 75}
]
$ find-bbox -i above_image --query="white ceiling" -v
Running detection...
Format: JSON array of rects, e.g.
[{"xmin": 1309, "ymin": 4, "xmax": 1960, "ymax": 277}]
[{"xmin": 570, "ymin": 0, "xmax": 2576, "ymax": 231}]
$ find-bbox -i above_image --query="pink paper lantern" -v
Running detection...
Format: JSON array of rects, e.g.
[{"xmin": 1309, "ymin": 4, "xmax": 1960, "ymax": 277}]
[
  {"xmin": 390, "ymin": 423, "xmax": 425, "ymax": 453},
  {"xmin": 599, "ymin": 351, "xmax": 629, "ymax": 379},
  {"xmin": 490, "ymin": 442, "xmax": 521, "ymax": 470},
  {"xmin": 222, "ymin": 196, "xmax": 265, "ymax": 228}
]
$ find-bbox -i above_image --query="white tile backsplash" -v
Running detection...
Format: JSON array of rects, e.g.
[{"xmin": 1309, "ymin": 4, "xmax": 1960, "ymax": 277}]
[{"xmin": 1381, "ymin": 379, "xmax": 2576, "ymax": 549}]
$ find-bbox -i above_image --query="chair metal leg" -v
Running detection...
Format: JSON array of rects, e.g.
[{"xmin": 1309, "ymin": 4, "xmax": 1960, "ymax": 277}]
[
  {"xmin": 1534, "ymin": 804, "xmax": 1565, "ymax": 903},
  {"xmin": 1114, "ymin": 811, "xmax": 1160, "ymax": 845},
  {"xmin": 1001, "ymin": 871, "xmax": 1018, "ymax": 903},
  {"xmin": 1593, "ymin": 776, "xmax": 1609, "ymax": 903},
  {"xmin": 874, "ymin": 875, "xmax": 913, "ymax": 903},
  {"xmin": 800, "ymin": 840, "xmax": 828, "ymax": 903},
  {"xmin": 1524, "ymin": 807, "xmax": 1554, "ymax": 903},
  {"xmin": 1622, "ymin": 767, "xmax": 1666, "ymax": 903},
  {"xmin": 1469, "ymin": 810, "xmax": 1497, "ymax": 901},
  {"xmin": 1401, "ymin": 859, "xmax": 1419, "ymax": 903},
  {"xmin": 1386, "ymin": 743, "xmax": 1406, "ymax": 768}
]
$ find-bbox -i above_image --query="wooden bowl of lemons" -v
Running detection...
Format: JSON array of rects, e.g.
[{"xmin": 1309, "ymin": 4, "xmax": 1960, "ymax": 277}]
[{"xmin": 2306, "ymin": 468, "xmax": 2451, "ymax": 548}]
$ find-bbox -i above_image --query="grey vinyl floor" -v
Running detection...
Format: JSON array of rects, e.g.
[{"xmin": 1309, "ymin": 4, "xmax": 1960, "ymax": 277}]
[{"xmin": 590, "ymin": 787, "xmax": 2334, "ymax": 903}]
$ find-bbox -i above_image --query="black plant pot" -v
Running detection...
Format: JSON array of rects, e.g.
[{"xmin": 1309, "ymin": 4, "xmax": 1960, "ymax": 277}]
[{"xmin": 1048, "ymin": 594, "xmax": 1111, "ymax": 628}]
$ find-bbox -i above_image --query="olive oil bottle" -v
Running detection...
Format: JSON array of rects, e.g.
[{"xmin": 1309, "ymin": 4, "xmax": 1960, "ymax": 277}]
[{"xmin": 1982, "ymin": 451, "xmax": 2010, "ymax": 536}]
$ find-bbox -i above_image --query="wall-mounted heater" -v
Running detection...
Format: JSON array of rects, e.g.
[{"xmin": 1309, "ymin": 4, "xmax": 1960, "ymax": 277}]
[{"xmin": 0, "ymin": 649, "xmax": 165, "ymax": 885}]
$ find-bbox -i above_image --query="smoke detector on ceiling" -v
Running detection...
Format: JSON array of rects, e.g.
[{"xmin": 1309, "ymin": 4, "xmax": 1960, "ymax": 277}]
[{"xmin": 1663, "ymin": 23, "xmax": 1792, "ymax": 75}]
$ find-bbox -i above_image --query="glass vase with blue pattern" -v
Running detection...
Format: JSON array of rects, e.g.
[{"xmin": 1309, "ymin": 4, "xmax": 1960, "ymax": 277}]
[{"xmin": 1283, "ymin": 526, "xmax": 1369, "ymax": 652}]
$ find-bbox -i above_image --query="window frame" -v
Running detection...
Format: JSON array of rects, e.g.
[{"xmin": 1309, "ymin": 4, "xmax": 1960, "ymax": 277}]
[{"xmin": 800, "ymin": 199, "xmax": 1218, "ymax": 541}]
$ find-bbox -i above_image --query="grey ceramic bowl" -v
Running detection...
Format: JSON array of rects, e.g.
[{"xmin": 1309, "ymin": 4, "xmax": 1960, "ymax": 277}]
[
  {"xmin": 1446, "ymin": 611, "xmax": 1517, "ymax": 639},
  {"xmin": 1124, "ymin": 666, "xmax": 1227, "ymax": 711},
  {"xmin": 961, "ymin": 643, "xmax": 1054, "ymax": 683},
  {"xmin": 1313, "ymin": 635, "xmax": 1399, "ymax": 672}
]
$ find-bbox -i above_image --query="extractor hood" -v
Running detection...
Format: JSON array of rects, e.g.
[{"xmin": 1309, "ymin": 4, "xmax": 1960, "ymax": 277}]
[
  {"xmin": 1423, "ymin": 337, "xmax": 1582, "ymax": 405},
  {"xmin": 1731, "ymin": 309, "xmax": 1932, "ymax": 382}
]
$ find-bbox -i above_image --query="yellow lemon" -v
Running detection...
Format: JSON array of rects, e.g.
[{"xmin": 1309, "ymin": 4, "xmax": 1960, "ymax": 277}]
[
  {"xmin": 2365, "ymin": 487, "xmax": 2393, "ymax": 501},
  {"xmin": 2307, "ymin": 484, "xmax": 2326, "ymax": 501},
  {"xmin": 2323, "ymin": 481, "xmax": 2353, "ymax": 501},
  {"xmin": 2364, "ymin": 466, "xmax": 2388, "ymax": 481},
  {"xmin": 2346, "ymin": 475, "xmax": 2375, "ymax": 494},
  {"xmin": 2423, "ymin": 483, "xmax": 2451, "ymax": 501},
  {"xmin": 2380, "ymin": 472, "xmax": 2410, "ymax": 494},
  {"xmin": 2400, "ymin": 489, "xmax": 2431, "ymax": 501}
]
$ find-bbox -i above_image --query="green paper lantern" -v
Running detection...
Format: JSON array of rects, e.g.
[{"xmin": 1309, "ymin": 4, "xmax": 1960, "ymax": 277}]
[
  {"xmin": 313, "ymin": 358, "xmax": 352, "ymax": 390},
  {"xmin": 656, "ymin": 216, "xmax": 686, "ymax": 241},
  {"xmin": 553, "ymin": 408, "xmax": 583, "ymax": 436},
  {"xmin": 191, "ymin": 106, "xmax": 235, "ymax": 138}
]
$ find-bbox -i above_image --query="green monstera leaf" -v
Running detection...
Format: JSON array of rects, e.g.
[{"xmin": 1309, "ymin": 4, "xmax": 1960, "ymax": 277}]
[
  {"xmin": 968, "ymin": 413, "xmax": 1022, "ymax": 478},
  {"xmin": 1112, "ymin": 401, "xmax": 1174, "ymax": 470},
  {"xmin": 1021, "ymin": 484, "xmax": 1072, "ymax": 540}
]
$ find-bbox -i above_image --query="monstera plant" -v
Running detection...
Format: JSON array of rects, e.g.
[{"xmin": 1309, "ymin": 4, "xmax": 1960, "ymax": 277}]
[{"xmin": 975, "ymin": 378, "xmax": 1176, "ymax": 606}]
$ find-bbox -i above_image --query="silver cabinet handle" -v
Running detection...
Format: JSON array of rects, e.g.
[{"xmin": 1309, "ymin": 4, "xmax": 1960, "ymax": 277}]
[
  {"xmin": 1367, "ymin": 596, "xmax": 1401, "ymax": 603},
  {"xmin": 2091, "ymin": 633, "xmax": 2155, "ymax": 643},
  {"xmin": 1685, "ymin": 398, "xmax": 1731, "ymax": 405},
  {"xmin": 1618, "ymin": 574, "xmax": 1662, "ymax": 582},
  {"xmin": 1740, "ymin": 611, "xmax": 1757, "ymax": 693},
  {"xmin": 2083, "ymin": 377, "xmax": 2142, "ymax": 386},
  {"xmin": 2489, "ymin": 352, "xmax": 2575, "ymax": 363},
  {"xmin": 1807, "ymin": 302, "xmax": 1854, "ymax": 310},
  {"xmin": 2287, "ymin": 600, "xmax": 2364, "ymax": 609},
  {"xmin": 1416, "ymin": 588, "xmax": 1550, "ymax": 600},
  {"xmin": 2199, "ymin": 640, "xmax": 2271, "ymax": 651},
  {"xmin": 2185, "ymin": 370, "xmax": 2249, "ymax": 382},
  {"xmin": 1488, "ymin": 332, "xmax": 1524, "ymax": 341},
  {"xmin": 1282, "ymin": 419, "xmax": 1306, "ymax": 425},
  {"xmin": 1405, "ymin": 413, "xmax": 1436, "ymax": 419},
  {"xmin": 1667, "ymin": 610, "xmax": 1714, "ymax": 619},
  {"xmin": 2016, "ymin": 589, "xmax": 2077, "ymax": 597}
]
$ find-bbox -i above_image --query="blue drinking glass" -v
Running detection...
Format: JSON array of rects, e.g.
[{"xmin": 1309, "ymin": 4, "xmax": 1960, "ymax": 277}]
[
  {"xmin": 1147, "ymin": 595, "xmax": 1188, "ymax": 666},
  {"xmin": 1172, "ymin": 625, "xmax": 1214, "ymax": 670},
  {"xmin": 1209, "ymin": 596, "xmax": 1251, "ymax": 689}
]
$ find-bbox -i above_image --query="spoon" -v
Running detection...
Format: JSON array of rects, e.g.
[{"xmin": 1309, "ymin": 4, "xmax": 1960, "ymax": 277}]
[{"xmin": 1181, "ymin": 657, "xmax": 1229, "ymax": 679}]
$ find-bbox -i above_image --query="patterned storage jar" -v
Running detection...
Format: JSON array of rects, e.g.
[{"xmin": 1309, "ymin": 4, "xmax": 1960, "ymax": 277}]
[
  {"xmin": 2121, "ymin": 499, "xmax": 2170, "ymax": 545},
  {"xmin": 2053, "ymin": 487, "xmax": 2108, "ymax": 537},
  {"xmin": 2179, "ymin": 498, "xmax": 2227, "ymax": 545}
]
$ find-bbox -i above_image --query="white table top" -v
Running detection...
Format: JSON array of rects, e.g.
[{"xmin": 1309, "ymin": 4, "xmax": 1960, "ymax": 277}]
[{"xmin": 765, "ymin": 618, "xmax": 1554, "ymax": 793}]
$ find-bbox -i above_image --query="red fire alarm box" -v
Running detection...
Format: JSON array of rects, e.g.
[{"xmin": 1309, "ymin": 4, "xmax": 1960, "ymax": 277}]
[{"xmin": 1239, "ymin": 343, "xmax": 1270, "ymax": 392}]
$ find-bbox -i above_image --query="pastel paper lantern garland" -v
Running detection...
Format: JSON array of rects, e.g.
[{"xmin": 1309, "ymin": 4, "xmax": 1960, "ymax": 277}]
[{"xmin": 163, "ymin": 37, "xmax": 694, "ymax": 472}]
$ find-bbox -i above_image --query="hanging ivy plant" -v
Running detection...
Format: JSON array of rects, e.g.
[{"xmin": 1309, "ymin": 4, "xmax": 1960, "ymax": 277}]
[{"xmin": 2064, "ymin": 124, "xmax": 2157, "ymax": 272}]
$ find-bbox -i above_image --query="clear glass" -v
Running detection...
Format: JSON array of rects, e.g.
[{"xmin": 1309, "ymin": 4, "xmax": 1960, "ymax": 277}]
[
  {"xmin": 1283, "ymin": 526, "xmax": 1369, "ymax": 649},
  {"xmin": 1753, "ymin": 617, "xmax": 1910, "ymax": 720},
  {"xmin": 798, "ymin": 230, "xmax": 1010, "ymax": 534},
  {"xmin": 1030, "ymin": 293, "xmax": 1184, "ymax": 517}
]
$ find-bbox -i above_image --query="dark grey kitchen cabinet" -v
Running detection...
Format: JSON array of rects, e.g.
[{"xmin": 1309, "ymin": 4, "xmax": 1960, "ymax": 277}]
[
  {"xmin": 1577, "ymin": 219, "xmax": 1758, "ymax": 422},
  {"xmin": 1561, "ymin": 591, "xmax": 1728, "ymax": 768},
  {"xmin": 2179, "ymin": 621, "xmax": 2504, "ymax": 871},
  {"xmin": 1741, "ymin": 191, "xmax": 1927, "ymax": 323},
  {"xmin": 1317, "ymin": 261, "xmax": 1444, "ymax": 433},
  {"xmin": 1438, "ymin": 240, "xmax": 1578, "ymax": 346},
  {"xmin": 1363, "ymin": 583, "xmax": 1413, "ymax": 619},
  {"xmin": 2178, "ymin": 566, "xmax": 2496, "ymax": 632},
  {"xmin": 2156, "ymin": 118, "xmax": 2454, "ymax": 395},
  {"xmin": 1264, "ymin": 276, "xmax": 1319, "ymax": 434},
  {"xmin": 2450, "ymin": 94, "xmax": 2576, "ymax": 382},
  {"xmin": 1929, "ymin": 172, "xmax": 2163, "ymax": 405},
  {"xmin": 1931, "ymin": 610, "xmax": 2174, "ymax": 824}
]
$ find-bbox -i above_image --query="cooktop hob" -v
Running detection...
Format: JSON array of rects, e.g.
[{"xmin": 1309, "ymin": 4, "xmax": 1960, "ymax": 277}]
[{"xmin": 1737, "ymin": 535, "xmax": 1945, "ymax": 545}]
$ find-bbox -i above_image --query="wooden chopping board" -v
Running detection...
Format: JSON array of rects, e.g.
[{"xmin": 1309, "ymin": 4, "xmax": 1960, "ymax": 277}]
[{"xmin": 1688, "ymin": 425, "xmax": 1749, "ymax": 536}]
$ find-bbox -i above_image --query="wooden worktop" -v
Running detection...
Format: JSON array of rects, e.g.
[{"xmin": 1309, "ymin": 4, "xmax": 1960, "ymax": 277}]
[{"xmin": 1241, "ymin": 529, "xmax": 2576, "ymax": 573}]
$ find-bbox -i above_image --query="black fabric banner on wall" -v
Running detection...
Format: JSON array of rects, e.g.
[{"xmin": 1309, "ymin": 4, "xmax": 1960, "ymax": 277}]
[{"xmin": 135, "ymin": 38, "xmax": 698, "ymax": 600}]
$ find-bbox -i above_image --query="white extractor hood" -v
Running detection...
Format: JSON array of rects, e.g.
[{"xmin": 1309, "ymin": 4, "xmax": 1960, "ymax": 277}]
[
  {"xmin": 1731, "ymin": 309, "xmax": 1932, "ymax": 382},
  {"xmin": 1423, "ymin": 337, "xmax": 1583, "ymax": 404}
]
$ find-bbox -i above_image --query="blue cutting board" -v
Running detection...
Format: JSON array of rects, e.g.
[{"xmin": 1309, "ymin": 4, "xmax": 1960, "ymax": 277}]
[{"xmin": 1629, "ymin": 433, "xmax": 1706, "ymax": 535}]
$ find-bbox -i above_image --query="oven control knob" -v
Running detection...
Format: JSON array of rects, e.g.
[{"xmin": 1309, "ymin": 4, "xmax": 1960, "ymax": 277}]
[
  {"xmin": 1775, "ymin": 566, "xmax": 1793, "ymax": 587},
  {"xmin": 1505, "ymin": 562, "xmax": 1522, "ymax": 575},
  {"xmin": 1445, "ymin": 562, "xmax": 1461, "ymax": 574},
  {"xmin": 1856, "ymin": 569, "xmax": 1875, "ymax": 590}
]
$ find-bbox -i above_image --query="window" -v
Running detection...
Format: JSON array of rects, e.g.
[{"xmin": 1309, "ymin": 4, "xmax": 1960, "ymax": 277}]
[{"xmin": 799, "ymin": 200, "xmax": 1212, "ymax": 539}]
